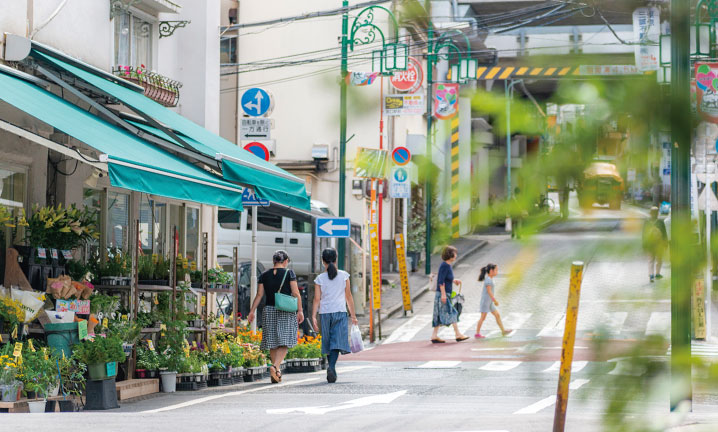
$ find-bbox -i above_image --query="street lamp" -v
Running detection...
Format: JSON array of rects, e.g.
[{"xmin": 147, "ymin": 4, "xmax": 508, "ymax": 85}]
[
  {"xmin": 424, "ymin": 27, "xmax": 474, "ymax": 274},
  {"xmin": 338, "ymin": 4, "xmax": 407, "ymax": 268}
]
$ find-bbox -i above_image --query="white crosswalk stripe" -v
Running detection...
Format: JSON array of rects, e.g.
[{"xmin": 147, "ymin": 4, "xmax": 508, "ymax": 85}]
[
  {"xmin": 479, "ymin": 361, "xmax": 522, "ymax": 372},
  {"xmin": 416, "ymin": 361, "xmax": 461, "ymax": 369},
  {"xmin": 645, "ymin": 312, "xmax": 671, "ymax": 337},
  {"xmin": 486, "ymin": 312, "xmax": 532, "ymax": 337},
  {"xmin": 537, "ymin": 313, "xmax": 565, "ymax": 337},
  {"xmin": 667, "ymin": 342, "xmax": 718, "ymax": 358},
  {"xmin": 438, "ymin": 313, "xmax": 482, "ymax": 339},
  {"xmin": 542, "ymin": 360, "xmax": 588, "ymax": 373},
  {"xmin": 383, "ymin": 315, "xmax": 430, "ymax": 344},
  {"xmin": 514, "ymin": 379, "xmax": 590, "ymax": 414}
]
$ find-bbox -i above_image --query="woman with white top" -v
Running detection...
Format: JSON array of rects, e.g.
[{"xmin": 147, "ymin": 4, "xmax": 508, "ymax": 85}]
[{"xmin": 312, "ymin": 248, "xmax": 358, "ymax": 383}]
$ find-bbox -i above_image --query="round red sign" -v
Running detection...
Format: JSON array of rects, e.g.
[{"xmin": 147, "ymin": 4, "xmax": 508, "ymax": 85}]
[{"xmin": 390, "ymin": 56, "xmax": 423, "ymax": 93}]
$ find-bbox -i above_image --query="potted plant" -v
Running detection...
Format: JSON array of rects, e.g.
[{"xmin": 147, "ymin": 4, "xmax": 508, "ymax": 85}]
[
  {"xmin": 0, "ymin": 353, "xmax": 22, "ymax": 402},
  {"xmin": 72, "ymin": 335, "xmax": 125, "ymax": 381},
  {"xmin": 57, "ymin": 355, "xmax": 85, "ymax": 412},
  {"xmin": 158, "ymin": 351, "xmax": 181, "ymax": 393},
  {"xmin": 106, "ymin": 320, "xmax": 142, "ymax": 358},
  {"xmin": 136, "ymin": 345, "xmax": 160, "ymax": 378},
  {"xmin": 20, "ymin": 349, "xmax": 58, "ymax": 413}
]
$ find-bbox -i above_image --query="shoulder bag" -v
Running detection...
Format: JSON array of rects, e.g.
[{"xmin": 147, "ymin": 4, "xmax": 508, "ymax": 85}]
[{"xmin": 274, "ymin": 269, "xmax": 298, "ymax": 312}]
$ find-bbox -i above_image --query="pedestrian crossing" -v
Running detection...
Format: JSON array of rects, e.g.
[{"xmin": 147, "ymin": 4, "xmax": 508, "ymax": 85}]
[
  {"xmin": 666, "ymin": 342, "xmax": 718, "ymax": 358},
  {"xmin": 384, "ymin": 310, "xmax": 674, "ymax": 344}
]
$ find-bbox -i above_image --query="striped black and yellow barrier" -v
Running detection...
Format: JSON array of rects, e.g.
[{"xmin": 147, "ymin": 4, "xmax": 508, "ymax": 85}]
[
  {"xmin": 473, "ymin": 65, "xmax": 646, "ymax": 80},
  {"xmin": 450, "ymin": 116, "xmax": 460, "ymax": 239}
]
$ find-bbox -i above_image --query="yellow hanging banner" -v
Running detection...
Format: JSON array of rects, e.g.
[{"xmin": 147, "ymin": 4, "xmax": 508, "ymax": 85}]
[
  {"xmin": 394, "ymin": 234, "xmax": 412, "ymax": 312},
  {"xmin": 369, "ymin": 224, "xmax": 381, "ymax": 310}
]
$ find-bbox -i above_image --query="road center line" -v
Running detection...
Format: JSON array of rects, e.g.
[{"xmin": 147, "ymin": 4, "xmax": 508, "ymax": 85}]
[{"xmin": 513, "ymin": 379, "xmax": 590, "ymax": 415}]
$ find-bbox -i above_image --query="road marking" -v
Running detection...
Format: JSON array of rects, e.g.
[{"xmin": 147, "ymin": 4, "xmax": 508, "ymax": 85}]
[
  {"xmin": 439, "ymin": 313, "xmax": 481, "ymax": 339},
  {"xmin": 667, "ymin": 342, "xmax": 718, "ymax": 358},
  {"xmin": 608, "ymin": 359, "xmax": 647, "ymax": 376},
  {"xmin": 645, "ymin": 312, "xmax": 671, "ymax": 337},
  {"xmin": 538, "ymin": 313, "xmax": 565, "ymax": 337},
  {"xmin": 267, "ymin": 390, "xmax": 407, "ymax": 415},
  {"xmin": 542, "ymin": 360, "xmax": 588, "ymax": 373},
  {"xmin": 479, "ymin": 361, "xmax": 522, "ymax": 372},
  {"xmin": 383, "ymin": 314, "xmax": 430, "ymax": 344},
  {"xmin": 599, "ymin": 311, "xmax": 628, "ymax": 334},
  {"xmin": 513, "ymin": 379, "xmax": 590, "ymax": 414},
  {"xmin": 416, "ymin": 360, "xmax": 461, "ymax": 369},
  {"xmin": 582, "ymin": 299, "xmax": 670, "ymax": 304},
  {"xmin": 142, "ymin": 377, "xmax": 319, "ymax": 413},
  {"xmin": 486, "ymin": 312, "xmax": 532, "ymax": 337}
]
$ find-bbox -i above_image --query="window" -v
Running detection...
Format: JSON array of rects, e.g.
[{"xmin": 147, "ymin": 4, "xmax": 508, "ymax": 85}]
[
  {"xmin": 152, "ymin": 202, "xmax": 167, "ymax": 257},
  {"xmin": 139, "ymin": 195, "xmax": 153, "ymax": 254},
  {"xmin": 246, "ymin": 209, "xmax": 282, "ymax": 232},
  {"xmin": 218, "ymin": 210, "xmax": 241, "ymax": 230},
  {"xmin": 114, "ymin": 12, "xmax": 153, "ymax": 67},
  {"xmin": 82, "ymin": 188, "xmax": 101, "ymax": 256},
  {"xmin": 107, "ymin": 191, "xmax": 129, "ymax": 250},
  {"xmin": 292, "ymin": 220, "xmax": 311, "ymax": 233},
  {"xmin": 0, "ymin": 165, "xmax": 26, "ymax": 209},
  {"xmin": 220, "ymin": 38, "xmax": 237, "ymax": 64},
  {"xmin": 185, "ymin": 207, "xmax": 200, "ymax": 262}
]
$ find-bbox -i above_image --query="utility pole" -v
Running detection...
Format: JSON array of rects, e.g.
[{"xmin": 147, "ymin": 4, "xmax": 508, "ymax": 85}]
[
  {"xmin": 670, "ymin": 0, "xmax": 692, "ymax": 411},
  {"xmin": 338, "ymin": 0, "xmax": 348, "ymax": 269},
  {"xmin": 424, "ymin": 0, "xmax": 433, "ymax": 275}
]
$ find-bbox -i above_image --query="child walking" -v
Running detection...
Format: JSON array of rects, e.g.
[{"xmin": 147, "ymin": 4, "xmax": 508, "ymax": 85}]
[{"xmin": 475, "ymin": 264, "xmax": 512, "ymax": 338}]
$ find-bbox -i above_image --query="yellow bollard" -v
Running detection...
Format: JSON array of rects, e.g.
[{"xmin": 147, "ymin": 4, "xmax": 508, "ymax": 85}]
[{"xmin": 553, "ymin": 261, "xmax": 585, "ymax": 432}]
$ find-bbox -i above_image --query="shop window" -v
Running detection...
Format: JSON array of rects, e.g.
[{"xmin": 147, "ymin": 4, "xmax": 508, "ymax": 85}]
[
  {"xmin": 169, "ymin": 204, "xmax": 182, "ymax": 250},
  {"xmin": 247, "ymin": 209, "xmax": 282, "ymax": 232},
  {"xmin": 218, "ymin": 209, "xmax": 241, "ymax": 229},
  {"xmin": 292, "ymin": 220, "xmax": 311, "ymax": 233},
  {"xmin": 153, "ymin": 202, "xmax": 167, "ymax": 257},
  {"xmin": 185, "ymin": 207, "xmax": 200, "ymax": 262},
  {"xmin": 139, "ymin": 195, "xmax": 153, "ymax": 254},
  {"xmin": 0, "ymin": 165, "xmax": 26, "ymax": 209},
  {"xmin": 82, "ymin": 188, "xmax": 101, "ymax": 256},
  {"xmin": 114, "ymin": 12, "xmax": 153, "ymax": 68},
  {"xmin": 107, "ymin": 191, "xmax": 129, "ymax": 250}
]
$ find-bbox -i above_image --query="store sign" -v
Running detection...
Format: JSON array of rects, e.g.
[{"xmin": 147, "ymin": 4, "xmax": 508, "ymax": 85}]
[
  {"xmin": 369, "ymin": 224, "xmax": 381, "ymax": 310},
  {"xmin": 432, "ymin": 83, "xmax": 459, "ymax": 120},
  {"xmin": 56, "ymin": 299, "xmax": 91, "ymax": 315},
  {"xmin": 696, "ymin": 63, "xmax": 718, "ymax": 123},
  {"xmin": 394, "ymin": 234, "xmax": 412, "ymax": 312},
  {"xmin": 383, "ymin": 94, "xmax": 425, "ymax": 116},
  {"xmin": 390, "ymin": 56, "xmax": 423, "ymax": 93},
  {"xmin": 632, "ymin": 7, "xmax": 660, "ymax": 71}
]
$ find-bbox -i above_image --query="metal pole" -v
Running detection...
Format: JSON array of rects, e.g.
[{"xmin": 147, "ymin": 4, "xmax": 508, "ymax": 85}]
[
  {"xmin": 506, "ymin": 80, "xmax": 512, "ymax": 200},
  {"xmin": 670, "ymin": 0, "xmax": 692, "ymax": 411},
  {"xmin": 251, "ymin": 206, "xmax": 258, "ymax": 333},
  {"xmin": 424, "ymin": 3, "xmax": 433, "ymax": 275},
  {"xmin": 338, "ymin": 0, "xmax": 349, "ymax": 270},
  {"xmin": 233, "ymin": 246, "xmax": 239, "ymax": 336}
]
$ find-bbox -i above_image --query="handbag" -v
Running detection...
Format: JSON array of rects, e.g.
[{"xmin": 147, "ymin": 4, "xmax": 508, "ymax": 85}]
[{"xmin": 274, "ymin": 269, "xmax": 298, "ymax": 312}]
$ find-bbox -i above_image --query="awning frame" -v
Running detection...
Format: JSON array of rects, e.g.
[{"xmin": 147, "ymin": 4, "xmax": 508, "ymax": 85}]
[{"xmin": 215, "ymin": 152, "xmax": 305, "ymax": 184}]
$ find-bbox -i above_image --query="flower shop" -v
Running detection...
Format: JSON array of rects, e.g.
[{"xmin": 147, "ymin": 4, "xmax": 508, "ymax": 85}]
[{"xmin": 0, "ymin": 39, "xmax": 312, "ymax": 412}]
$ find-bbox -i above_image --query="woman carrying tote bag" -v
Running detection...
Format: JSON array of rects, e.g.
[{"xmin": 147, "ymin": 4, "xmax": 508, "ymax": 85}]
[
  {"xmin": 248, "ymin": 250, "xmax": 304, "ymax": 384},
  {"xmin": 312, "ymin": 248, "xmax": 358, "ymax": 384}
]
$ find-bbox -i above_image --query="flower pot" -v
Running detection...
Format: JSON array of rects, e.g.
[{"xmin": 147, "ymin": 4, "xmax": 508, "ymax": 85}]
[
  {"xmin": 44, "ymin": 400, "xmax": 57, "ymax": 412},
  {"xmin": 49, "ymin": 383, "xmax": 60, "ymax": 398},
  {"xmin": 58, "ymin": 400, "xmax": 76, "ymax": 412},
  {"xmin": 160, "ymin": 371, "xmax": 177, "ymax": 393},
  {"xmin": 28, "ymin": 400, "xmax": 46, "ymax": 413},
  {"xmin": 0, "ymin": 381, "xmax": 22, "ymax": 402},
  {"xmin": 148, "ymin": 370, "xmax": 158, "ymax": 378},
  {"xmin": 135, "ymin": 369, "xmax": 147, "ymax": 379}
]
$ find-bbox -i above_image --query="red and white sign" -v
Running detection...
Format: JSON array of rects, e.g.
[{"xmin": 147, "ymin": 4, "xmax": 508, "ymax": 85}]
[
  {"xmin": 56, "ymin": 299, "xmax": 91, "ymax": 315},
  {"xmin": 390, "ymin": 56, "xmax": 423, "ymax": 94},
  {"xmin": 243, "ymin": 142, "xmax": 270, "ymax": 161}
]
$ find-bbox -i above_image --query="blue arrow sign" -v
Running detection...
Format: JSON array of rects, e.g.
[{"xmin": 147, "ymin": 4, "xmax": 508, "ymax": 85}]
[
  {"xmin": 241, "ymin": 88, "xmax": 271, "ymax": 117},
  {"xmin": 241, "ymin": 188, "xmax": 270, "ymax": 206},
  {"xmin": 316, "ymin": 217, "xmax": 351, "ymax": 238}
]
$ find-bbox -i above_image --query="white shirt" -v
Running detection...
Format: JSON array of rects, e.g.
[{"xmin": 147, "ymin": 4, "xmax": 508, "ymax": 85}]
[{"xmin": 314, "ymin": 270, "xmax": 350, "ymax": 314}]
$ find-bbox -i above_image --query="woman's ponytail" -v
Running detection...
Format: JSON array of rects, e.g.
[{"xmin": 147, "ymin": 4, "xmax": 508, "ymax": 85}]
[
  {"xmin": 478, "ymin": 266, "xmax": 487, "ymax": 281},
  {"xmin": 321, "ymin": 248, "xmax": 339, "ymax": 280},
  {"xmin": 478, "ymin": 263, "xmax": 496, "ymax": 282}
]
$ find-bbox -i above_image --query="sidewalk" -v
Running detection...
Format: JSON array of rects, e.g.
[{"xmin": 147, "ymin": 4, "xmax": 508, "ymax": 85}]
[{"xmin": 357, "ymin": 235, "xmax": 489, "ymax": 333}]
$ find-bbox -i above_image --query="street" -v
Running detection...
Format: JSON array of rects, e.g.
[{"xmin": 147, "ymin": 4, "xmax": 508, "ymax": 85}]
[{"xmin": 4, "ymin": 207, "xmax": 717, "ymax": 432}]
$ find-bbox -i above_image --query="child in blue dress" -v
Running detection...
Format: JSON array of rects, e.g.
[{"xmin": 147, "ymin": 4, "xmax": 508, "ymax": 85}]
[{"xmin": 475, "ymin": 263, "xmax": 512, "ymax": 338}]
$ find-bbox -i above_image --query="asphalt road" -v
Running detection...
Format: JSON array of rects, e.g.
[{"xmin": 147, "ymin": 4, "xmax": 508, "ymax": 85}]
[{"xmin": 4, "ymin": 205, "xmax": 718, "ymax": 432}]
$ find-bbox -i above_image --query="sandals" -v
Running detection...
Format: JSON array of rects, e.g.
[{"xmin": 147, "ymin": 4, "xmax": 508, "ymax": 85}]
[
  {"xmin": 269, "ymin": 366, "xmax": 279, "ymax": 383},
  {"xmin": 455, "ymin": 335, "xmax": 469, "ymax": 342},
  {"xmin": 431, "ymin": 338, "xmax": 446, "ymax": 344}
]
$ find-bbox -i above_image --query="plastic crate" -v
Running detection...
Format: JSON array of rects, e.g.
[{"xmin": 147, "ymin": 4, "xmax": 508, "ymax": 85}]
[
  {"xmin": 207, "ymin": 377, "xmax": 233, "ymax": 387},
  {"xmin": 84, "ymin": 377, "xmax": 119, "ymax": 410}
]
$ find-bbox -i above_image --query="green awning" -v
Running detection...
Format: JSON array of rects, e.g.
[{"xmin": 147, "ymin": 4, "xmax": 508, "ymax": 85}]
[
  {"xmin": 0, "ymin": 70, "xmax": 244, "ymax": 210},
  {"xmin": 34, "ymin": 51, "xmax": 310, "ymax": 210}
]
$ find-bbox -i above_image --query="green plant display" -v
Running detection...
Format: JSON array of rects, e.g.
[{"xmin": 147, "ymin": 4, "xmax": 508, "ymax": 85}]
[
  {"xmin": 136, "ymin": 345, "xmax": 161, "ymax": 370},
  {"xmin": 105, "ymin": 320, "xmax": 142, "ymax": 345},
  {"xmin": 58, "ymin": 355, "xmax": 86, "ymax": 397},
  {"xmin": 138, "ymin": 255, "xmax": 155, "ymax": 280},
  {"xmin": 72, "ymin": 335, "xmax": 125, "ymax": 366},
  {"xmin": 89, "ymin": 293, "xmax": 120, "ymax": 317},
  {"xmin": 25, "ymin": 203, "xmax": 99, "ymax": 250}
]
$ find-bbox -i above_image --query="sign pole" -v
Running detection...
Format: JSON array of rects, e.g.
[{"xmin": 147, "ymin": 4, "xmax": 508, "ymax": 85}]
[
  {"xmin": 251, "ymin": 204, "xmax": 258, "ymax": 334},
  {"xmin": 337, "ymin": 0, "xmax": 349, "ymax": 270},
  {"xmin": 424, "ymin": 5, "xmax": 433, "ymax": 275}
]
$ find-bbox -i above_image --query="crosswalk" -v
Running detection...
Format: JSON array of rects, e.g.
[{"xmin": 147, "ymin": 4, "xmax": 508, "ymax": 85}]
[
  {"xmin": 666, "ymin": 342, "xmax": 718, "ymax": 358},
  {"xmin": 384, "ymin": 310, "xmax": 674, "ymax": 344}
]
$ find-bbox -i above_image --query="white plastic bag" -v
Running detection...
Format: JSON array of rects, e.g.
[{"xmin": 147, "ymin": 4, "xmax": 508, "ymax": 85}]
[
  {"xmin": 349, "ymin": 324, "xmax": 364, "ymax": 353},
  {"xmin": 11, "ymin": 288, "xmax": 45, "ymax": 322}
]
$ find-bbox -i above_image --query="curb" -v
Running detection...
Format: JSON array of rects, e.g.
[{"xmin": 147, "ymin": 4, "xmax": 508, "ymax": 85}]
[{"xmin": 384, "ymin": 239, "xmax": 490, "ymax": 320}]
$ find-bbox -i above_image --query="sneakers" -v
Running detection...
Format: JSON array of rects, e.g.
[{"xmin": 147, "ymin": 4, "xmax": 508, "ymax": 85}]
[
  {"xmin": 655, "ymin": 274, "xmax": 663, "ymax": 279},
  {"xmin": 650, "ymin": 275, "xmax": 655, "ymax": 283},
  {"xmin": 474, "ymin": 333, "xmax": 486, "ymax": 339},
  {"xmin": 327, "ymin": 368, "xmax": 337, "ymax": 383}
]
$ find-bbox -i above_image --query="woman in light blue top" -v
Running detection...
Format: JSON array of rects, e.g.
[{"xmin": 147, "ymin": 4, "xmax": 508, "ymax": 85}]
[
  {"xmin": 312, "ymin": 248, "xmax": 358, "ymax": 383},
  {"xmin": 475, "ymin": 263, "xmax": 511, "ymax": 338}
]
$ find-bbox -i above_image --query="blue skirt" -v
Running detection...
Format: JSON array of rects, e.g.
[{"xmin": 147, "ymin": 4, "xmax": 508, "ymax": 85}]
[
  {"xmin": 319, "ymin": 312, "xmax": 350, "ymax": 355},
  {"xmin": 432, "ymin": 291, "xmax": 459, "ymax": 327}
]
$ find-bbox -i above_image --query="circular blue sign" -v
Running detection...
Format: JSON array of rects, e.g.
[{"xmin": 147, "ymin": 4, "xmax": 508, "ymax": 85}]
[
  {"xmin": 392, "ymin": 146, "xmax": 411, "ymax": 166},
  {"xmin": 243, "ymin": 142, "xmax": 270, "ymax": 161},
  {"xmin": 241, "ymin": 88, "xmax": 271, "ymax": 117},
  {"xmin": 393, "ymin": 168, "xmax": 408, "ymax": 182}
]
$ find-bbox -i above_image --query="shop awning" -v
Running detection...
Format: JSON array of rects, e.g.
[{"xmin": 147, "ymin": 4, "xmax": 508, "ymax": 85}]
[
  {"xmin": 0, "ymin": 70, "xmax": 245, "ymax": 210},
  {"xmin": 33, "ymin": 51, "xmax": 311, "ymax": 210}
]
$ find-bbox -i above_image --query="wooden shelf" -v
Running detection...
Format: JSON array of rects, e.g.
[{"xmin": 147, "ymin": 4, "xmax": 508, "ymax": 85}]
[
  {"xmin": 94, "ymin": 284, "xmax": 173, "ymax": 292},
  {"xmin": 141, "ymin": 327, "xmax": 206, "ymax": 333}
]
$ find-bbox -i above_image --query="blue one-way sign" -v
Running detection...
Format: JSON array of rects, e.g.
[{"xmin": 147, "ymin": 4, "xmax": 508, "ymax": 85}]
[
  {"xmin": 241, "ymin": 88, "xmax": 271, "ymax": 117},
  {"xmin": 316, "ymin": 217, "xmax": 351, "ymax": 238},
  {"xmin": 242, "ymin": 189, "xmax": 269, "ymax": 206}
]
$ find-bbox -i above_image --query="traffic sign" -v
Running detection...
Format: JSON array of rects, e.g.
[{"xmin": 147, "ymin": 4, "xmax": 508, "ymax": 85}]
[
  {"xmin": 243, "ymin": 142, "xmax": 270, "ymax": 161},
  {"xmin": 390, "ymin": 166, "xmax": 410, "ymax": 198},
  {"xmin": 316, "ymin": 217, "xmax": 351, "ymax": 238},
  {"xmin": 241, "ymin": 87, "xmax": 272, "ymax": 117},
  {"xmin": 241, "ymin": 188, "xmax": 269, "ymax": 206},
  {"xmin": 392, "ymin": 147, "xmax": 411, "ymax": 166},
  {"xmin": 240, "ymin": 118, "xmax": 272, "ymax": 140},
  {"xmin": 390, "ymin": 56, "xmax": 423, "ymax": 93}
]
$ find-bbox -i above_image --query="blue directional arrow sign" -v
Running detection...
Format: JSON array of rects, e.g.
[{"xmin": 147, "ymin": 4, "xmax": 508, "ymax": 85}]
[
  {"xmin": 241, "ymin": 188, "xmax": 270, "ymax": 207},
  {"xmin": 241, "ymin": 88, "xmax": 271, "ymax": 117},
  {"xmin": 316, "ymin": 217, "xmax": 351, "ymax": 238}
]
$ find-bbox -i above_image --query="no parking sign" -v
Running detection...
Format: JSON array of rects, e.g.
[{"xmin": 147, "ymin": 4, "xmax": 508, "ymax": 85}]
[{"xmin": 392, "ymin": 147, "xmax": 411, "ymax": 166}]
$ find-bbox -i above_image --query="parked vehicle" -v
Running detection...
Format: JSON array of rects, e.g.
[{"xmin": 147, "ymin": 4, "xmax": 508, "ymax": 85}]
[
  {"xmin": 578, "ymin": 162, "xmax": 624, "ymax": 210},
  {"xmin": 217, "ymin": 260, "xmax": 265, "ymax": 324}
]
